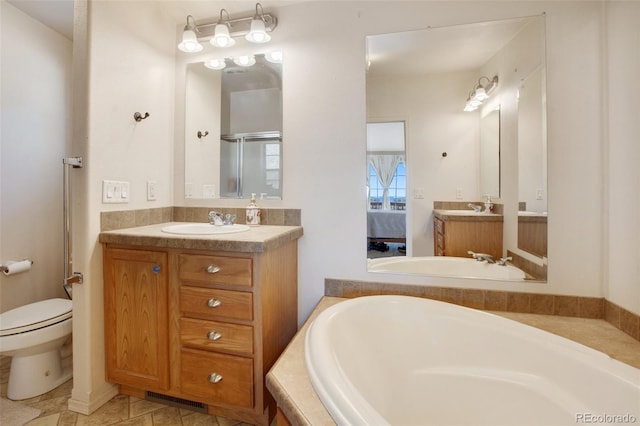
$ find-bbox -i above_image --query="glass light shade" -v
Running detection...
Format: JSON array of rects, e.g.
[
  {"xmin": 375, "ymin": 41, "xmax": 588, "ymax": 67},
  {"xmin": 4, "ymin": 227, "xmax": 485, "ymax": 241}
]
[
  {"xmin": 473, "ymin": 87, "xmax": 489, "ymax": 101},
  {"xmin": 233, "ymin": 55, "xmax": 256, "ymax": 67},
  {"xmin": 464, "ymin": 102, "xmax": 478, "ymax": 112},
  {"xmin": 204, "ymin": 58, "xmax": 226, "ymax": 70},
  {"xmin": 211, "ymin": 24, "xmax": 236, "ymax": 48},
  {"xmin": 265, "ymin": 51, "xmax": 283, "ymax": 63},
  {"xmin": 245, "ymin": 19, "xmax": 271, "ymax": 43},
  {"xmin": 178, "ymin": 30, "xmax": 203, "ymax": 53}
]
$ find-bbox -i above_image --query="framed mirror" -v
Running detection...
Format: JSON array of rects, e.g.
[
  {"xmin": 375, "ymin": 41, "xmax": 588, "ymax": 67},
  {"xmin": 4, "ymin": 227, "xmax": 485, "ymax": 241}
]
[
  {"xmin": 365, "ymin": 15, "xmax": 547, "ymax": 281},
  {"xmin": 184, "ymin": 52, "xmax": 283, "ymax": 199}
]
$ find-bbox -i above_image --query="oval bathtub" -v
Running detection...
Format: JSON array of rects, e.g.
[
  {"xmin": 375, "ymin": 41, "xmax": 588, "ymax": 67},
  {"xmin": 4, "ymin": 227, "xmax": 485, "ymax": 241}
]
[
  {"xmin": 305, "ymin": 296, "xmax": 640, "ymax": 426},
  {"xmin": 368, "ymin": 256, "xmax": 526, "ymax": 280}
]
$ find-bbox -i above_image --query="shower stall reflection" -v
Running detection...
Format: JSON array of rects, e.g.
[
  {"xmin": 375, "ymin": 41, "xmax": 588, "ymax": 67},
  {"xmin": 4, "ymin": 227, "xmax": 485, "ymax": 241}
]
[{"xmin": 220, "ymin": 131, "xmax": 282, "ymax": 198}]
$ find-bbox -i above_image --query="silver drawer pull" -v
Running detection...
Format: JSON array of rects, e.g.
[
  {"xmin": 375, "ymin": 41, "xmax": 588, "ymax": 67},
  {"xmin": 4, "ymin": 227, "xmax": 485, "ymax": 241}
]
[
  {"xmin": 206, "ymin": 264, "xmax": 221, "ymax": 274},
  {"xmin": 208, "ymin": 372, "xmax": 223, "ymax": 384},
  {"xmin": 207, "ymin": 330, "xmax": 222, "ymax": 341},
  {"xmin": 207, "ymin": 298, "xmax": 222, "ymax": 308}
]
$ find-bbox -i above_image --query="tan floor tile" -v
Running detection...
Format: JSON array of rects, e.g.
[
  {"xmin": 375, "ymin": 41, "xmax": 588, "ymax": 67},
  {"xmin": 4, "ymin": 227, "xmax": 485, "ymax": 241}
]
[
  {"xmin": 25, "ymin": 413, "xmax": 60, "ymax": 426},
  {"xmin": 58, "ymin": 410, "xmax": 79, "ymax": 426},
  {"xmin": 75, "ymin": 394, "xmax": 130, "ymax": 425},
  {"xmin": 115, "ymin": 413, "xmax": 154, "ymax": 426},
  {"xmin": 129, "ymin": 398, "xmax": 168, "ymax": 418},
  {"xmin": 26, "ymin": 395, "xmax": 71, "ymax": 419},
  {"xmin": 150, "ymin": 406, "xmax": 183, "ymax": 426},
  {"xmin": 180, "ymin": 411, "xmax": 220, "ymax": 426}
]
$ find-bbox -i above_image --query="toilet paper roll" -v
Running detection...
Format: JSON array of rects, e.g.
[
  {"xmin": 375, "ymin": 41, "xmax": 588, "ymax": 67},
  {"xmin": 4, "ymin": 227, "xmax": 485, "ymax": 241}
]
[{"xmin": 2, "ymin": 260, "xmax": 32, "ymax": 276}]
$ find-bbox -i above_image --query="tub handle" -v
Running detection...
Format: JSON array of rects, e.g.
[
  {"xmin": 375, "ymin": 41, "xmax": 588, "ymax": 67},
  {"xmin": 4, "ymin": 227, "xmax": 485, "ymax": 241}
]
[
  {"xmin": 208, "ymin": 372, "xmax": 223, "ymax": 384},
  {"xmin": 207, "ymin": 298, "xmax": 222, "ymax": 308},
  {"xmin": 207, "ymin": 330, "xmax": 222, "ymax": 341},
  {"xmin": 206, "ymin": 264, "xmax": 221, "ymax": 274}
]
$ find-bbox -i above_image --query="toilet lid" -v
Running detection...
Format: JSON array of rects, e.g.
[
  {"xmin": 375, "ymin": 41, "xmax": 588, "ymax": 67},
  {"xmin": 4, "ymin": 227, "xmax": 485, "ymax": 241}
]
[{"xmin": 0, "ymin": 298, "xmax": 72, "ymax": 336}]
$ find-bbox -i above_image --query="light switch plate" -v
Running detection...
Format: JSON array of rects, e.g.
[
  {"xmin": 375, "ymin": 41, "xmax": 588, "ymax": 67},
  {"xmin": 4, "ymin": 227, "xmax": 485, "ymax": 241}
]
[
  {"xmin": 102, "ymin": 180, "xmax": 130, "ymax": 204},
  {"xmin": 147, "ymin": 181, "xmax": 157, "ymax": 201}
]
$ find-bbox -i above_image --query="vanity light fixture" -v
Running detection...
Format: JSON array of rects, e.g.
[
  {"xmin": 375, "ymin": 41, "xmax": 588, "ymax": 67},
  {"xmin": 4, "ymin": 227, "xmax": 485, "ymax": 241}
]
[
  {"xmin": 178, "ymin": 15, "xmax": 203, "ymax": 53},
  {"xmin": 211, "ymin": 9, "xmax": 236, "ymax": 48},
  {"xmin": 245, "ymin": 3, "xmax": 271, "ymax": 43},
  {"xmin": 464, "ymin": 75, "xmax": 498, "ymax": 112},
  {"xmin": 178, "ymin": 3, "xmax": 277, "ymax": 52}
]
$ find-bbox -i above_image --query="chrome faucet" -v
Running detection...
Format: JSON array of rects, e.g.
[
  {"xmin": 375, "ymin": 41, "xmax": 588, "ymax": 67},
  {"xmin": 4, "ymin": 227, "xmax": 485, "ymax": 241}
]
[
  {"xmin": 497, "ymin": 256, "xmax": 513, "ymax": 266},
  {"xmin": 467, "ymin": 250, "xmax": 495, "ymax": 263},
  {"xmin": 208, "ymin": 211, "xmax": 224, "ymax": 226},
  {"xmin": 468, "ymin": 203, "xmax": 482, "ymax": 213},
  {"xmin": 223, "ymin": 213, "xmax": 236, "ymax": 225}
]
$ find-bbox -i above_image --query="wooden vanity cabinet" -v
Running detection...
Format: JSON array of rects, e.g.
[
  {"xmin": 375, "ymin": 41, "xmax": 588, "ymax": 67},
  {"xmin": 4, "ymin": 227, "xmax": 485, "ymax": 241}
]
[
  {"xmin": 433, "ymin": 215, "xmax": 503, "ymax": 260},
  {"xmin": 103, "ymin": 239, "xmax": 298, "ymax": 426}
]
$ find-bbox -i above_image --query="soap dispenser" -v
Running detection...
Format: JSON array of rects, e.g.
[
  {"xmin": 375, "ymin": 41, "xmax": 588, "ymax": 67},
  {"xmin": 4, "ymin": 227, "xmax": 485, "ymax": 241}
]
[
  {"xmin": 484, "ymin": 195, "xmax": 493, "ymax": 213},
  {"xmin": 246, "ymin": 193, "xmax": 261, "ymax": 225}
]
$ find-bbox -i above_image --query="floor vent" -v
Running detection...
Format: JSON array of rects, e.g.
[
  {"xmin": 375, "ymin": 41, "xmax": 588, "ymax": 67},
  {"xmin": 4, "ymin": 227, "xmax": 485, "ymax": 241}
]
[{"xmin": 145, "ymin": 391, "xmax": 208, "ymax": 414}]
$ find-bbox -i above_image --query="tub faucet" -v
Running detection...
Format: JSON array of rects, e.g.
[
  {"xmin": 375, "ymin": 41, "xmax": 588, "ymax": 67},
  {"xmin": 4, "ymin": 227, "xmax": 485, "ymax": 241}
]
[
  {"xmin": 468, "ymin": 203, "xmax": 482, "ymax": 213},
  {"xmin": 497, "ymin": 256, "xmax": 513, "ymax": 266},
  {"xmin": 467, "ymin": 250, "xmax": 495, "ymax": 263},
  {"xmin": 208, "ymin": 211, "xmax": 224, "ymax": 226}
]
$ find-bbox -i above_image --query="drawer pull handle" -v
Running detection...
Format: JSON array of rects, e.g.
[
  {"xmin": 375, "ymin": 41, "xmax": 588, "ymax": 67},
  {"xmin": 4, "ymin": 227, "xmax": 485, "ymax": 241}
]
[
  {"xmin": 208, "ymin": 372, "xmax": 223, "ymax": 384},
  {"xmin": 206, "ymin": 264, "xmax": 221, "ymax": 274},
  {"xmin": 207, "ymin": 330, "xmax": 222, "ymax": 341},
  {"xmin": 207, "ymin": 298, "xmax": 222, "ymax": 308}
]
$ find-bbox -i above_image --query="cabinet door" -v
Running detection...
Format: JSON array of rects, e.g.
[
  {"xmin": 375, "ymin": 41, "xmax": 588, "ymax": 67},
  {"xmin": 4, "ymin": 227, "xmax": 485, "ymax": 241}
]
[{"xmin": 104, "ymin": 248, "xmax": 169, "ymax": 390}]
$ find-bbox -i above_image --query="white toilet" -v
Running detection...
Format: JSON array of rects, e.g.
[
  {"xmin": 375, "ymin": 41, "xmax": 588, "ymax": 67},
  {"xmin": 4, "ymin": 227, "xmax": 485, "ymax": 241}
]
[{"xmin": 0, "ymin": 298, "xmax": 72, "ymax": 400}]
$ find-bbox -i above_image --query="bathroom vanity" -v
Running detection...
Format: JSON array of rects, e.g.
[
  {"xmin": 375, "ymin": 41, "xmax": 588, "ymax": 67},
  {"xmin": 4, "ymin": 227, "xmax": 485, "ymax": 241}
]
[
  {"xmin": 99, "ymin": 223, "xmax": 302, "ymax": 426},
  {"xmin": 433, "ymin": 210, "xmax": 503, "ymax": 260}
]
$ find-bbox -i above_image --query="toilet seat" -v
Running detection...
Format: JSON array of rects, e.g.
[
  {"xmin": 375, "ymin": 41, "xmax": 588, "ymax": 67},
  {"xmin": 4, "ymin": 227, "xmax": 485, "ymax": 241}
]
[{"xmin": 0, "ymin": 298, "xmax": 72, "ymax": 337}]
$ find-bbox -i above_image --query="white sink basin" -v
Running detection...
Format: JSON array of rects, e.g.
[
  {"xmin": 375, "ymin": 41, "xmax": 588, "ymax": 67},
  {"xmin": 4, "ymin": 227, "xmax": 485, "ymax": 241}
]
[{"xmin": 161, "ymin": 223, "xmax": 250, "ymax": 235}]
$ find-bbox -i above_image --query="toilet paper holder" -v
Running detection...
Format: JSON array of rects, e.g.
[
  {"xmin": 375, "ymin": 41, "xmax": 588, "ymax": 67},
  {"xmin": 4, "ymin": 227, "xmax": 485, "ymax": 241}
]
[{"xmin": 1, "ymin": 259, "xmax": 33, "ymax": 274}]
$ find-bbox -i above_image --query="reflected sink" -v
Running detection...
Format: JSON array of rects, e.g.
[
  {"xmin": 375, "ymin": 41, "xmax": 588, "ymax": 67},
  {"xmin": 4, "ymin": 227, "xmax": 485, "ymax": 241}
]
[
  {"xmin": 161, "ymin": 223, "xmax": 250, "ymax": 235},
  {"xmin": 437, "ymin": 210, "xmax": 495, "ymax": 216}
]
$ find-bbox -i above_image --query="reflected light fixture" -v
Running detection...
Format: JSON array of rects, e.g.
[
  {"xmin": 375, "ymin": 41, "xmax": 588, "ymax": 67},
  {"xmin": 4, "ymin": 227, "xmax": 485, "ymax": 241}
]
[
  {"xmin": 264, "ymin": 51, "xmax": 283, "ymax": 63},
  {"xmin": 178, "ymin": 3, "xmax": 277, "ymax": 52},
  {"xmin": 464, "ymin": 75, "xmax": 498, "ymax": 112},
  {"xmin": 204, "ymin": 58, "xmax": 227, "ymax": 70},
  {"xmin": 178, "ymin": 15, "xmax": 203, "ymax": 53},
  {"xmin": 211, "ymin": 9, "xmax": 236, "ymax": 48},
  {"xmin": 246, "ymin": 3, "xmax": 271, "ymax": 43},
  {"xmin": 233, "ymin": 55, "xmax": 256, "ymax": 67}
]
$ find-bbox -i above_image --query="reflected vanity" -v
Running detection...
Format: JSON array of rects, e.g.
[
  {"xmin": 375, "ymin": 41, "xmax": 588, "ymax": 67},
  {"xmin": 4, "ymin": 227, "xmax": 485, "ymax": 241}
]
[{"xmin": 365, "ymin": 15, "xmax": 547, "ymax": 281}]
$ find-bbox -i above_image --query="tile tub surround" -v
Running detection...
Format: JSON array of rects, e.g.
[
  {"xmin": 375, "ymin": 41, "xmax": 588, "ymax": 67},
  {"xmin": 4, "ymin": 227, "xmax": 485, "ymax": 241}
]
[
  {"xmin": 101, "ymin": 206, "xmax": 302, "ymax": 231},
  {"xmin": 325, "ymin": 279, "xmax": 640, "ymax": 342},
  {"xmin": 266, "ymin": 296, "xmax": 640, "ymax": 426}
]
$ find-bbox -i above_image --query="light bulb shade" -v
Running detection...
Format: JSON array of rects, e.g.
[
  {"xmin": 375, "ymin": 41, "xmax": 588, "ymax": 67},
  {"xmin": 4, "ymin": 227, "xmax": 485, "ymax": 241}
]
[
  {"xmin": 473, "ymin": 87, "xmax": 489, "ymax": 101},
  {"xmin": 265, "ymin": 51, "xmax": 283, "ymax": 63},
  {"xmin": 233, "ymin": 55, "xmax": 256, "ymax": 67},
  {"xmin": 204, "ymin": 58, "xmax": 226, "ymax": 70},
  {"xmin": 246, "ymin": 18, "xmax": 271, "ymax": 43},
  {"xmin": 211, "ymin": 24, "xmax": 236, "ymax": 48},
  {"xmin": 464, "ymin": 102, "xmax": 478, "ymax": 112},
  {"xmin": 178, "ymin": 29, "xmax": 203, "ymax": 53}
]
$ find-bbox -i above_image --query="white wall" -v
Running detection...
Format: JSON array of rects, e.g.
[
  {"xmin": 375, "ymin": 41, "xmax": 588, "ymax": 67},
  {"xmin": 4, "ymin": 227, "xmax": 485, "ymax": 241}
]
[
  {"xmin": 605, "ymin": 1, "xmax": 640, "ymax": 314},
  {"xmin": 67, "ymin": 0, "xmax": 177, "ymax": 413},
  {"xmin": 0, "ymin": 2, "xmax": 72, "ymax": 312}
]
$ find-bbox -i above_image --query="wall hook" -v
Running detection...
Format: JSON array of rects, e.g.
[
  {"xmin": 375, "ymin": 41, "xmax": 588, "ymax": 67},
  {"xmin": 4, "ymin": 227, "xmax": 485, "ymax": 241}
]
[
  {"xmin": 197, "ymin": 130, "xmax": 209, "ymax": 139},
  {"xmin": 134, "ymin": 112, "xmax": 150, "ymax": 122}
]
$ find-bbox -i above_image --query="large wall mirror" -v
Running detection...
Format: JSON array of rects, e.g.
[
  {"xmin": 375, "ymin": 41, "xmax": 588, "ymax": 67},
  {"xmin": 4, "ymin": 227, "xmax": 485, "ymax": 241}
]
[
  {"xmin": 365, "ymin": 15, "xmax": 547, "ymax": 281},
  {"xmin": 184, "ymin": 52, "xmax": 283, "ymax": 199}
]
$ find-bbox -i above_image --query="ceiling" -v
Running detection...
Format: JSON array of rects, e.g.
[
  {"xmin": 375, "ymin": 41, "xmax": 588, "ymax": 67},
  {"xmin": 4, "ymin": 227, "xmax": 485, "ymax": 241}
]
[{"xmin": 7, "ymin": 0, "xmax": 75, "ymax": 39}]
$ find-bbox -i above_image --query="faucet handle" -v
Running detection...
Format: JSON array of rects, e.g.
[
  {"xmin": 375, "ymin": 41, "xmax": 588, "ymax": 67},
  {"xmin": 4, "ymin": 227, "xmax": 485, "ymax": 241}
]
[
  {"xmin": 208, "ymin": 210, "xmax": 223, "ymax": 225},
  {"xmin": 497, "ymin": 256, "xmax": 513, "ymax": 266}
]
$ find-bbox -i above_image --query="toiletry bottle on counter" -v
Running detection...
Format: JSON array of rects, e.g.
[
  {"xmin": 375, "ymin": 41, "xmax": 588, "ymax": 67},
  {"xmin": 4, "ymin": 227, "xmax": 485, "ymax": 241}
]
[
  {"xmin": 246, "ymin": 193, "xmax": 261, "ymax": 225},
  {"xmin": 484, "ymin": 195, "xmax": 493, "ymax": 213}
]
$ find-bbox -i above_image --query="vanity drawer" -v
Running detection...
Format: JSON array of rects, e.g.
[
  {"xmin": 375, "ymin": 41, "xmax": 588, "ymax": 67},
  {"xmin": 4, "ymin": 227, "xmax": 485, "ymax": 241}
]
[
  {"xmin": 181, "ymin": 348, "xmax": 253, "ymax": 408},
  {"xmin": 179, "ymin": 254, "xmax": 252, "ymax": 287},
  {"xmin": 181, "ymin": 317, "xmax": 253, "ymax": 355},
  {"xmin": 180, "ymin": 286, "xmax": 253, "ymax": 321}
]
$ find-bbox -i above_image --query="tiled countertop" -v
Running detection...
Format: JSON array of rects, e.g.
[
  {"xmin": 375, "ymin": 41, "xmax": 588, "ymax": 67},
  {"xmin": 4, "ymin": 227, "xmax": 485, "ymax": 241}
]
[
  {"xmin": 98, "ymin": 222, "xmax": 303, "ymax": 253},
  {"xmin": 267, "ymin": 297, "xmax": 640, "ymax": 426},
  {"xmin": 433, "ymin": 209, "xmax": 503, "ymax": 222}
]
